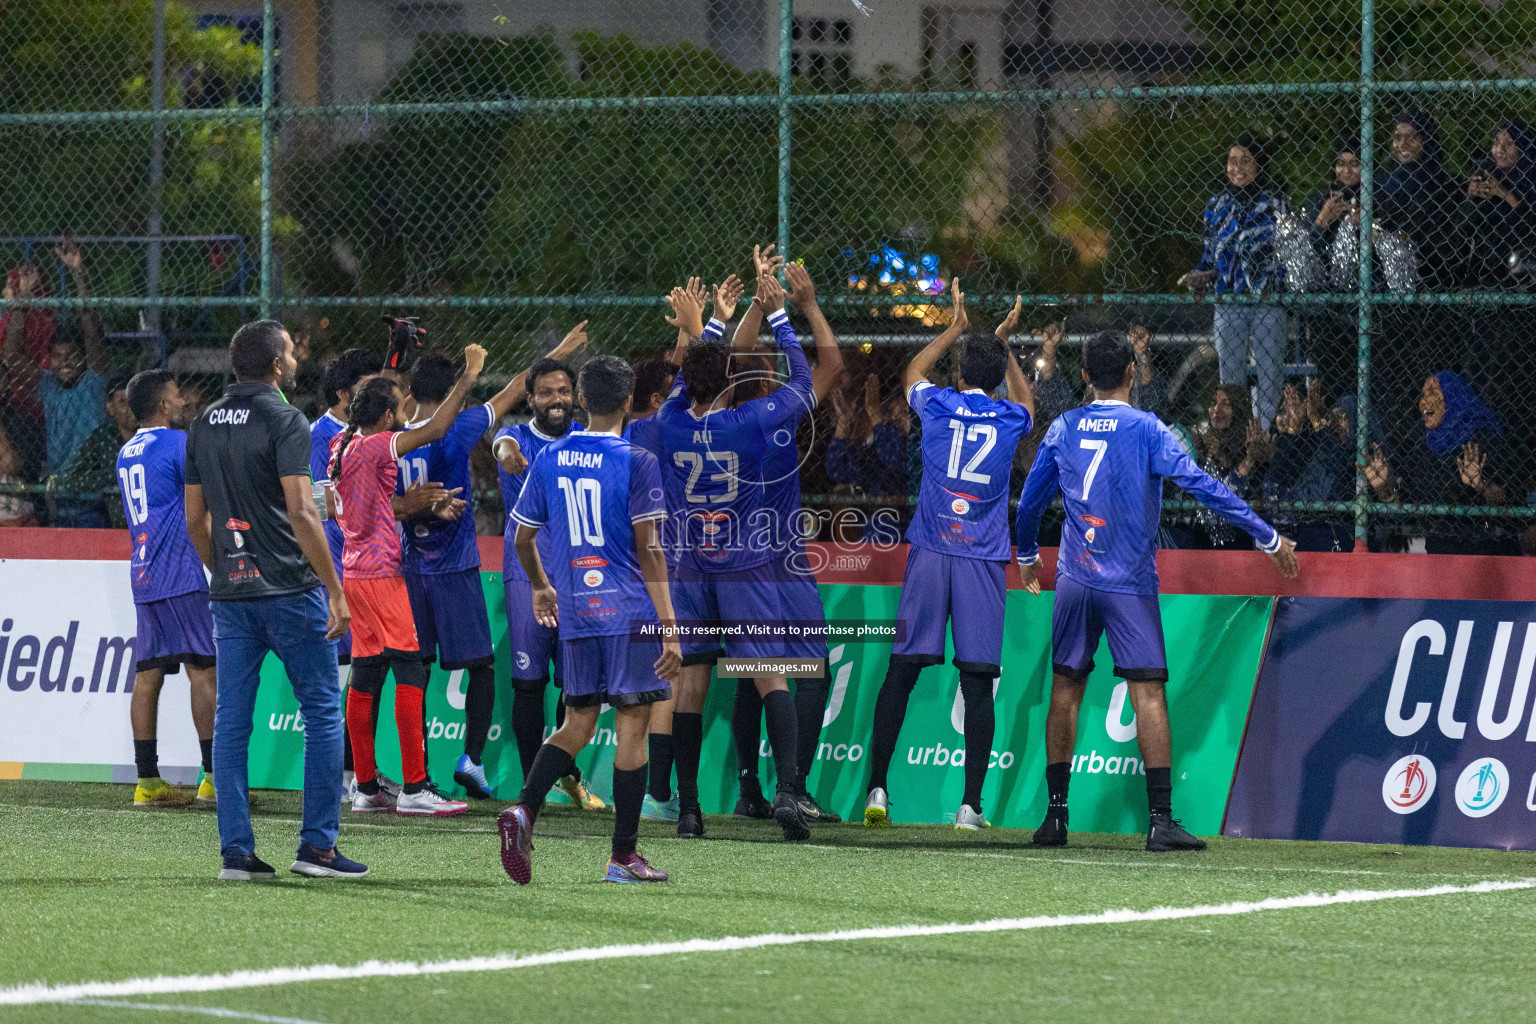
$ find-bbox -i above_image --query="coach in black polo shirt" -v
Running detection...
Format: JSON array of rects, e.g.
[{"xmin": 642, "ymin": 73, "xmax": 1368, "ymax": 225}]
[{"xmin": 185, "ymin": 319, "xmax": 365, "ymax": 880}]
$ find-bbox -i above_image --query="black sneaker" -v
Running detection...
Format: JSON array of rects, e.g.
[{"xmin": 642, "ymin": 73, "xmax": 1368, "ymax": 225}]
[
  {"xmin": 1033, "ymin": 811, "xmax": 1068, "ymax": 847},
  {"xmin": 291, "ymin": 844, "xmax": 370, "ymax": 878},
  {"xmin": 772, "ymin": 790, "xmax": 811, "ymax": 842},
  {"xmin": 677, "ymin": 806, "xmax": 706, "ymax": 839},
  {"xmin": 1146, "ymin": 813, "xmax": 1207, "ymax": 852},
  {"xmin": 733, "ymin": 790, "xmax": 773, "ymax": 819},
  {"xmin": 796, "ymin": 793, "xmax": 842, "ymax": 823},
  {"xmin": 218, "ymin": 852, "xmax": 277, "ymax": 880}
]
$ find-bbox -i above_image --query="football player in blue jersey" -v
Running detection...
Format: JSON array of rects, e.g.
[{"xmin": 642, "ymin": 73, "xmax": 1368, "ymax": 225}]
[
  {"xmin": 497, "ymin": 355, "xmax": 682, "ymax": 885},
  {"xmin": 624, "ymin": 357, "xmax": 683, "ymax": 821},
  {"xmin": 492, "ymin": 338, "xmax": 606, "ymax": 811},
  {"xmin": 863, "ymin": 284, "xmax": 1035, "ymax": 831},
  {"xmin": 718, "ymin": 255, "xmax": 847, "ymax": 823},
  {"xmin": 117, "ymin": 370, "xmax": 217, "ymax": 806},
  {"xmin": 397, "ymin": 328, "xmax": 584, "ymax": 801},
  {"xmin": 1014, "ymin": 330, "xmax": 1298, "ymax": 852},
  {"xmin": 655, "ymin": 267, "xmax": 818, "ymax": 841}
]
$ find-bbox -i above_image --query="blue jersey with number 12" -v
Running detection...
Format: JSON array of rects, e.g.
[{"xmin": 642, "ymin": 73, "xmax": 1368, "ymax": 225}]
[
  {"xmin": 510, "ymin": 430, "xmax": 667, "ymax": 639},
  {"xmin": 1014, "ymin": 400, "xmax": 1280, "ymax": 595},
  {"xmin": 116, "ymin": 427, "xmax": 208, "ymax": 604},
  {"xmin": 397, "ymin": 403, "xmax": 495, "ymax": 575},
  {"xmin": 905, "ymin": 380, "xmax": 1032, "ymax": 562}
]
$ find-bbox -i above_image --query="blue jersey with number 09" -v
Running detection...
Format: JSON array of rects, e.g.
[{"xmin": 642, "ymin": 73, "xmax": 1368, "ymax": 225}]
[
  {"xmin": 905, "ymin": 380, "xmax": 1032, "ymax": 562},
  {"xmin": 496, "ymin": 420, "xmax": 582, "ymax": 579},
  {"xmin": 116, "ymin": 427, "xmax": 208, "ymax": 603},
  {"xmin": 510, "ymin": 430, "xmax": 667, "ymax": 639},
  {"xmin": 654, "ymin": 308, "xmax": 813, "ymax": 573},
  {"xmin": 397, "ymin": 403, "xmax": 495, "ymax": 575},
  {"xmin": 1014, "ymin": 400, "xmax": 1281, "ymax": 595}
]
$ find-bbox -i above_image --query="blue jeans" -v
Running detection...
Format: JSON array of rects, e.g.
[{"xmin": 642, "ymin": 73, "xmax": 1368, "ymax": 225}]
[
  {"xmin": 1214, "ymin": 304, "xmax": 1287, "ymax": 429},
  {"xmin": 210, "ymin": 587, "xmax": 342, "ymax": 857}
]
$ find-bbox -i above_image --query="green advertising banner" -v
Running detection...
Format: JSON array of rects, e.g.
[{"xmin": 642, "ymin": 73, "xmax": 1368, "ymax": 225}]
[{"xmin": 247, "ymin": 577, "xmax": 1271, "ymax": 834}]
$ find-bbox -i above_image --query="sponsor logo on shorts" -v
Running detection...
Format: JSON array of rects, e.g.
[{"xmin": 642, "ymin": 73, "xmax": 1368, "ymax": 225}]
[
  {"xmin": 1455, "ymin": 757, "xmax": 1508, "ymax": 818},
  {"xmin": 950, "ymin": 497, "xmax": 970, "ymax": 515},
  {"xmin": 516, "ymin": 651, "xmax": 530, "ymax": 671},
  {"xmin": 1382, "ymin": 754, "xmax": 1435, "ymax": 814},
  {"xmin": 572, "ymin": 556, "xmax": 608, "ymax": 568},
  {"xmin": 583, "ymin": 569, "xmax": 604, "ymax": 587},
  {"xmin": 1081, "ymin": 514, "xmax": 1107, "ymax": 527},
  {"xmin": 225, "ymin": 518, "xmax": 250, "ymax": 531}
]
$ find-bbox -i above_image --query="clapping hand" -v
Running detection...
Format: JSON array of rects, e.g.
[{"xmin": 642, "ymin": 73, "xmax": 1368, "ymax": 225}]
[{"xmin": 713, "ymin": 275, "xmax": 744, "ymax": 321}]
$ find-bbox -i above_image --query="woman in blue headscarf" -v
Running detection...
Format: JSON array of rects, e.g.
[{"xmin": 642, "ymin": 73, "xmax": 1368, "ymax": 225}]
[{"xmin": 1362, "ymin": 371, "xmax": 1515, "ymax": 553}]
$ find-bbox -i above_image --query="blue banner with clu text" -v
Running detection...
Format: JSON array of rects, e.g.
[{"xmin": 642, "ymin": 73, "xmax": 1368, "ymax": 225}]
[{"xmin": 1225, "ymin": 596, "xmax": 1536, "ymax": 850}]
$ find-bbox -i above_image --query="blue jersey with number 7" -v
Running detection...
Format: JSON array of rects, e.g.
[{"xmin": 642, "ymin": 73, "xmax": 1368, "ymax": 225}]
[
  {"xmin": 905, "ymin": 380, "xmax": 1032, "ymax": 562},
  {"xmin": 1013, "ymin": 399, "xmax": 1280, "ymax": 595}
]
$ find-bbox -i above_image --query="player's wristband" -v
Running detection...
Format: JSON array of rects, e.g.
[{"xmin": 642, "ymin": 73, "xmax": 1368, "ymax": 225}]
[
  {"xmin": 1257, "ymin": 530, "xmax": 1283, "ymax": 555},
  {"xmin": 766, "ymin": 308, "xmax": 791, "ymax": 332},
  {"xmin": 703, "ymin": 317, "xmax": 727, "ymax": 342},
  {"xmin": 1017, "ymin": 551, "xmax": 1040, "ymax": 566}
]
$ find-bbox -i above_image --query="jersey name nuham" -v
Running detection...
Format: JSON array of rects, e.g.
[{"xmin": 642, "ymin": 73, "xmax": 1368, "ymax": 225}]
[{"xmin": 558, "ymin": 450, "xmax": 604, "ymax": 469}]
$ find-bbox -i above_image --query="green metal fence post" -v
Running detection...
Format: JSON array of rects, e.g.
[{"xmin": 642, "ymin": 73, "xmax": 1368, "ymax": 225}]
[
  {"xmin": 777, "ymin": 0, "xmax": 793, "ymax": 263},
  {"xmin": 259, "ymin": 0, "xmax": 276, "ymax": 320},
  {"xmin": 1354, "ymin": 0, "xmax": 1375, "ymax": 549}
]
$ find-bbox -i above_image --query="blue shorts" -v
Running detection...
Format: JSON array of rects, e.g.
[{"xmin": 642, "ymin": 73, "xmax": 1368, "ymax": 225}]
[
  {"xmin": 135, "ymin": 590, "xmax": 216, "ymax": 673},
  {"xmin": 776, "ymin": 547, "xmax": 827, "ymax": 660},
  {"xmin": 672, "ymin": 561, "xmax": 782, "ymax": 664},
  {"xmin": 891, "ymin": 546, "xmax": 1006, "ymax": 674},
  {"xmin": 405, "ymin": 568, "xmax": 494, "ymax": 669},
  {"xmin": 505, "ymin": 574, "xmax": 561, "ymax": 687},
  {"xmin": 1050, "ymin": 574, "xmax": 1168, "ymax": 682},
  {"xmin": 560, "ymin": 633, "xmax": 672, "ymax": 708}
]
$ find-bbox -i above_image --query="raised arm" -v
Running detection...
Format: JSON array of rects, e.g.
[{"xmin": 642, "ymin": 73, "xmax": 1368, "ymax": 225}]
[
  {"xmin": 664, "ymin": 283, "xmax": 704, "ymax": 366},
  {"xmin": 487, "ymin": 322, "xmax": 588, "ymax": 418},
  {"xmin": 904, "ymin": 278, "xmax": 966, "ymax": 392},
  {"xmin": 994, "ymin": 294, "xmax": 1035, "ymax": 419},
  {"xmin": 784, "ymin": 261, "xmax": 845, "ymax": 400},
  {"xmin": 55, "ymin": 240, "xmax": 106, "ymax": 374},
  {"xmin": 394, "ymin": 344, "xmax": 486, "ymax": 456}
]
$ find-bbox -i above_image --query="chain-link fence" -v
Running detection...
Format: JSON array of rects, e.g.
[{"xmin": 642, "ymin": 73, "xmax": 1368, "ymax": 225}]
[{"xmin": 3, "ymin": 0, "xmax": 1535, "ymax": 553}]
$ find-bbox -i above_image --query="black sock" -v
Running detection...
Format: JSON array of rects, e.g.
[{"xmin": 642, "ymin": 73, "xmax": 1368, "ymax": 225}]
[
  {"xmin": 358, "ymin": 778, "xmax": 380, "ymax": 796},
  {"xmin": 673, "ymin": 711, "xmax": 704, "ymax": 811},
  {"xmin": 958, "ymin": 670, "xmax": 996, "ymax": 811},
  {"xmin": 555, "ymin": 700, "xmax": 581, "ymax": 783},
  {"xmin": 648, "ymin": 732, "xmax": 674, "ymax": 802},
  {"xmin": 517, "ymin": 743, "xmax": 576, "ymax": 820},
  {"xmin": 1046, "ymin": 761, "xmax": 1071, "ymax": 816},
  {"xmin": 867, "ymin": 660, "xmax": 922, "ymax": 793},
  {"xmin": 463, "ymin": 664, "xmax": 496, "ymax": 763},
  {"xmin": 761, "ymin": 689, "xmax": 799, "ymax": 795},
  {"xmin": 611, "ymin": 764, "xmax": 648, "ymax": 857},
  {"xmin": 511, "ymin": 687, "xmax": 546, "ymax": 780},
  {"xmin": 133, "ymin": 738, "xmax": 159, "ymax": 779},
  {"xmin": 792, "ymin": 676, "xmax": 830, "ymax": 797},
  {"xmin": 199, "ymin": 738, "xmax": 214, "ymax": 775},
  {"xmin": 1146, "ymin": 766, "xmax": 1172, "ymax": 817},
  {"xmin": 730, "ymin": 680, "xmax": 763, "ymax": 785}
]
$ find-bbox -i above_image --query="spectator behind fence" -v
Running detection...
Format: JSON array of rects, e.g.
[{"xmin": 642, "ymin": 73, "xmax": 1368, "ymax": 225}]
[
  {"xmin": 1262, "ymin": 382, "xmax": 1357, "ymax": 552},
  {"xmin": 1, "ymin": 244, "xmax": 109, "ymax": 491},
  {"xmin": 1300, "ymin": 139, "xmax": 1363, "ymax": 399},
  {"xmin": 55, "ymin": 378, "xmax": 135, "ymax": 529},
  {"xmin": 0, "ymin": 262, "xmax": 58, "ymax": 480},
  {"xmin": 1032, "ymin": 320, "xmax": 1165, "ymax": 421},
  {"xmin": 1179, "ymin": 135, "xmax": 1288, "ymax": 429},
  {"xmin": 0, "ymin": 420, "xmax": 37, "ymax": 526},
  {"xmin": 826, "ymin": 374, "xmax": 908, "ymax": 506},
  {"xmin": 1362, "ymin": 370, "xmax": 1517, "ymax": 555},
  {"xmin": 1186, "ymin": 383, "xmax": 1270, "ymax": 549}
]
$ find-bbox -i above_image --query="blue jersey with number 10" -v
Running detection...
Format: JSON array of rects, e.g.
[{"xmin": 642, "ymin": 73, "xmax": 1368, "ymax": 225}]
[
  {"xmin": 496, "ymin": 419, "xmax": 583, "ymax": 579},
  {"xmin": 510, "ymin": 430, "xmax": 667, "ymax": 639},
  {"xmin": 905, "ymin": 380, "xmax": 1032, "ymax": 562},
  {"xmin": 397, "ymin": 403, "xmax": 495, "ymax": 575},
  {"xmin": 116, "ymin": 427, "xmax": 208, "ymax": 604},
  {"xmin": 1014, "ymin": 400, "xmax": 1280, "ymax": 595}
]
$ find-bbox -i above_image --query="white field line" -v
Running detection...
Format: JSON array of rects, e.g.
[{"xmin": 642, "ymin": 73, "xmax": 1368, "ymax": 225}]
[
  {"xmin": 1, "ymin": 880, "xmax": 1529, "ymax": 1007},
  {"xmin": 803, "ymin": 843, "xmax": 1410, "ymax": 877},
  {"xmin": 67, "ymin": 999, "xmax": 330, "ymax": 1024}
]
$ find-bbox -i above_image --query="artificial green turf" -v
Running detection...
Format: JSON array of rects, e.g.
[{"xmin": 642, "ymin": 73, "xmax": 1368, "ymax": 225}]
[{"xmin": 2, "ymin": 780, "xmax": 1534, "ymax": 1023}]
